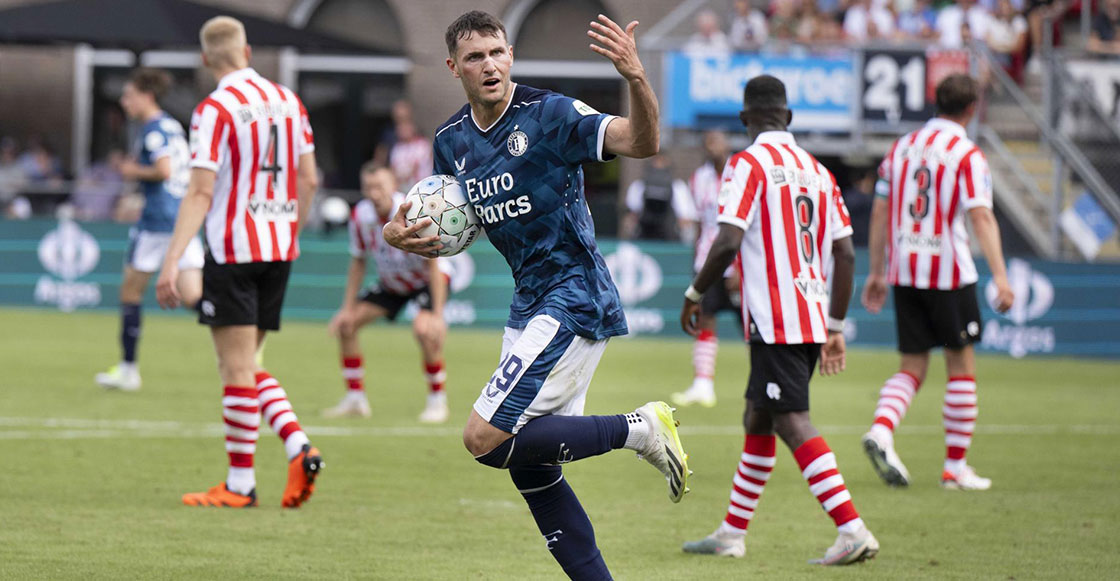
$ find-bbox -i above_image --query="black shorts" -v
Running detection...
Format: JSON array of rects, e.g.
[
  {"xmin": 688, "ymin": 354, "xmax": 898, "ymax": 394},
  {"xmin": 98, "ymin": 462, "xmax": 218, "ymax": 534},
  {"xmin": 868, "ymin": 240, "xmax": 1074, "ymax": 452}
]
[
  {"xmin": 700, "ymin": 277, "xmax": 743, "ymax": 320},
  {"xmin": 745, "ymin": 342, "xmax": 820, "ymax": 412},
  {"xmin": 199, "ymin": 255, "xmax": 292, "ymax": 331},
  {"xmin": 893, "ymin": 284, "xmax": 983, "ymax": 354},
  {"xmin": 359, "ymin": 285, "xmax": 432, "ymax": 321}
]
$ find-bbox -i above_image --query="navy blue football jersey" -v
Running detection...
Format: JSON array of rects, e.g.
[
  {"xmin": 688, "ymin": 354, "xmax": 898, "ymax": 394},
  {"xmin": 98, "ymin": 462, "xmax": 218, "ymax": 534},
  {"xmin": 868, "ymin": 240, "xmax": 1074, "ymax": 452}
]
[
  {"xmin": 133, "ymin": 112, "xmax": 190, "ymax": 232},
  {"xmin": 433, "ymin": 84, "xmax": 627, "ymax": 340}
]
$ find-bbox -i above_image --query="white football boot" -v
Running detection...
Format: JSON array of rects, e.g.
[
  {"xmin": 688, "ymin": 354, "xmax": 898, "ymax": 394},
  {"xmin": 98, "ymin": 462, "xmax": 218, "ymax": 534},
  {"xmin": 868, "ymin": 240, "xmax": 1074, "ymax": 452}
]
[
  {"xmin": 321, "ymin": 392, "xmax": 371, "ymax": 418},
  {"xmin": 811, "ymin": 524, "xmax": 880, "ymax": 566},
  {"xmin": 632, "ymin": 401, "xmax": 691, "ymax": 503},
  {"xmin": 95, "ymin": 364, "xmax": 141, "ymax": 391},
  {"xmin": 681, "ymin": 529, "xmax": 746, "ymax": 558},
  {"xmin": 941, "ymin": 464, "xmax": 992, "ymax": 491},
  {"xmin": 670, "ymin": 378, "xmax": 717, "ymax": 408},
  {"xmin": 861, "ymin": 430, "xmax": 911, "ymax": 487},
  {"xmin": 418, "ymin": 392, "xmax": 449, "ymax": 424}
]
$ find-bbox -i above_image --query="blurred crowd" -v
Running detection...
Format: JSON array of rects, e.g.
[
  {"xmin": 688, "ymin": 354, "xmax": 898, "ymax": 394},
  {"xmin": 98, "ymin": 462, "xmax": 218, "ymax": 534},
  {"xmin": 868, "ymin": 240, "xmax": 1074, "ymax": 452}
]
[{"xmin": 686, "ymin": 0, "xmax": 1120, "ymax": 82}]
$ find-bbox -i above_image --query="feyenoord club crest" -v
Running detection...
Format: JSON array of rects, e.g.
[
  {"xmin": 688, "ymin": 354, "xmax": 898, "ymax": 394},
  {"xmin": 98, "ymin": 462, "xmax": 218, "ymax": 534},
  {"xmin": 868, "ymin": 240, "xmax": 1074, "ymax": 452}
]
[{"xmin": 507, "ymin": 129, "xmax": 528, "ymax": 156}]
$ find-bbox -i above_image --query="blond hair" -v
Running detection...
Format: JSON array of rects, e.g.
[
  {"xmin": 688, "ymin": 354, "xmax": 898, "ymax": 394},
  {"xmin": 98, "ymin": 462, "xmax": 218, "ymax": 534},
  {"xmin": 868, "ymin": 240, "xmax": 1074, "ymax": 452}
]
[{"xmin": 200, "ymin": 16, "xmax": 247, "ymax": 70}]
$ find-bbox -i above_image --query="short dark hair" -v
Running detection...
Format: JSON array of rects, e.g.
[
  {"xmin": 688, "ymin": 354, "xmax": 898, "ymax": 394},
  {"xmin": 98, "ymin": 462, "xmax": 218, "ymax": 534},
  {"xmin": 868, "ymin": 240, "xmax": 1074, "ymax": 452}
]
[
  {"xmin": 743, "ymin": 75, "xmax": 788, "ymax": 111},
  {"xmin": 445, "ymin": 11, "xmax": 506, "ymax": 56},
  {"xmin": 935, "ymin": 74, "xmax": 979, "ymax": 116},
  {"xmin": 128, "ymin": 68, "xmax": 171, "ymax": 100}
]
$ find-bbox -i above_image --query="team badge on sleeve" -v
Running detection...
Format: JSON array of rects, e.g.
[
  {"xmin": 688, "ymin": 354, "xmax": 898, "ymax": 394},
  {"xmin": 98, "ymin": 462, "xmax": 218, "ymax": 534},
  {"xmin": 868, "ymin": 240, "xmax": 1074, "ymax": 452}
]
[
  {"xmin": 145, "ymin": 131, "xmax": 166, "ymax": 152},
  {"xmin": 572, "ymin": 99, "xmax": 599, "ymax": 116}
]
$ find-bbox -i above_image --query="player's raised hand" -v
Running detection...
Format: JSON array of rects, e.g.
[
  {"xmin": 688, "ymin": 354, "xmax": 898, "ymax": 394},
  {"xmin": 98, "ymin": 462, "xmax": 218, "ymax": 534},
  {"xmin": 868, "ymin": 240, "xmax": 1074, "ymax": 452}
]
[
  {"xmin": 820, "ymin": 331, "xmax": 847, "ymax": 376},
  {"xmin": 680, "ymin": 298, "xmax": 702, "ymax": 337},
  {"xmin": 861, "ymin": 273, "xmax": 888, "ymax": 314},
  {"xmin": 588, "ymin": 14, "xmax": 644, "ymax": 82},
  {"xmin": 155, "ymin": 264, "xmax": 181, "ymax": 309},
  {"xmin": 382, "ymin": 200, "xmax": 442, "ymax": 258}
]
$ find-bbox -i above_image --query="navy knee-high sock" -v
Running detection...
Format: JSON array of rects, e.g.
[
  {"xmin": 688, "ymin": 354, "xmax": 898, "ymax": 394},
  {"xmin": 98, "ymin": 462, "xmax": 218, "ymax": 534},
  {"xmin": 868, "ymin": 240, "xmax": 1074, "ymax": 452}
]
[
  {"xmin": 120, "ymin": 303, "xmax": 141, "ymax": 363},
  {"xmin": 478, "ymin": 414, "xmax": 632, "ymax": 467},
  {"xmin": 511, "ymin": 465, "xmax": 611, "ymax": 581}
]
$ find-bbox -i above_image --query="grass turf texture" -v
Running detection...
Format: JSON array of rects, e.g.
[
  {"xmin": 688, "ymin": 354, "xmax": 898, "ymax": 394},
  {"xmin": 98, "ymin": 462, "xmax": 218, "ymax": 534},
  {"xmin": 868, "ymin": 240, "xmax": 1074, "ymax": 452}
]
[{"xmin": 1, "ymin": 307, "xmax": 1118, "ymax": 580}]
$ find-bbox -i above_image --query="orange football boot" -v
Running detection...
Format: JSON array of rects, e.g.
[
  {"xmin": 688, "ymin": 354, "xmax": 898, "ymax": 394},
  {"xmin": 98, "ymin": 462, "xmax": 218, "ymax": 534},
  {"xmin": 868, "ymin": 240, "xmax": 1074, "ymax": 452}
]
[
  {"xmin": 182, "ymin": 483, "xmax": 257, "ymax": 507},
  {"xmin": 282, "ymin": 444, "xmax": 323, "ymax": 508}
]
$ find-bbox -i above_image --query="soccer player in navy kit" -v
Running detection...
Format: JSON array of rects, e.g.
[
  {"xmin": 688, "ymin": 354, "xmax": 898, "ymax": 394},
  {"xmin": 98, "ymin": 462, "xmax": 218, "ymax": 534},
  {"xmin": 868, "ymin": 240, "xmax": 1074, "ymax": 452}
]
[
  {"xmin": 95, "ymin": 68, "xmax": 204, "ymax": 392},
  {"xmin": 384, "ymin": 11, "xmax": 689, "ymax": 580}
]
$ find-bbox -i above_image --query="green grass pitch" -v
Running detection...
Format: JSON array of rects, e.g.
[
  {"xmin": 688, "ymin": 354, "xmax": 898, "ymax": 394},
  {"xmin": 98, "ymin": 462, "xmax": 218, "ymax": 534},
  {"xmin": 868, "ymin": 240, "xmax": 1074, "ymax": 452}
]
[{"xmin": 1, "ymin": 307, "xmax": 1118, "ymax": 579}]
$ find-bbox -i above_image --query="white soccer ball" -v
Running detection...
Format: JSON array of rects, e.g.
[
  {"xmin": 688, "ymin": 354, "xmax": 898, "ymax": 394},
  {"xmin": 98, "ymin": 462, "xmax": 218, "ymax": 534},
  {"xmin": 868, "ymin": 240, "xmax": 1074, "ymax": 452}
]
[
  {"xmin": 319, "ymin": 196, "xmax": 351, "ymax": 224},
  {"xmin": 404, "ymin": 175, "xmax": 482, "ymax": 257}
]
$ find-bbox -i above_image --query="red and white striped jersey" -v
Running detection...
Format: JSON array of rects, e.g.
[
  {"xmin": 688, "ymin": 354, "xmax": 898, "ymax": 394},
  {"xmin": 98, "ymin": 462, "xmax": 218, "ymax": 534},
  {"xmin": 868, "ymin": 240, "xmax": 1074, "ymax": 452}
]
[
  {"xmin": 717, "ymin": 131, "xmax": 853, "ymax": 345},
  {"xmin": 349, "ymin": 194, "xmax": 432, "ymax": 295},
  {"xmin": 388, "ymin": 136, "xmax": 434, "ymax": 193},
  {"xmin": 690, "ymin": 161, "xmax": 734, "ymax": 277},
  {"xmin": 189, "ymin": 67, "xmax": 315, "ymax": 264},
  {"xmin": 876, "ymin": 118, "xmax": 991, "ymax": 290}
]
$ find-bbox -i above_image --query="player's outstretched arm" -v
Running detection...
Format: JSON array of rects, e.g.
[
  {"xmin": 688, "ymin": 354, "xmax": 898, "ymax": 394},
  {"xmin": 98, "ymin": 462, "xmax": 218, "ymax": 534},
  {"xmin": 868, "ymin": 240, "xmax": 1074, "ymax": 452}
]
[
  {"xmin": 861, "ymin": 197, "xmax": 890, "ymax": 314},
  {"xmin": 681, "ymin": 224, "xmax": 743, "ymax": 336},
  {"xmin": 821, "ymin": 236, "xmax": 856, "ymax": 376},
  {"xmin": 588, "ymin": 14, "xmax": 659, "ymax": 159},
  {"xmin": 156, "ymin": 168, "xmax": 213, "ymax": 309},
  {"xmin": 969, "ymin": 206, "xmax": 1014, "ymax": 313},
  {"xmin": 382, "ymin": 201, "xmax": 442, "ymax": 258}
]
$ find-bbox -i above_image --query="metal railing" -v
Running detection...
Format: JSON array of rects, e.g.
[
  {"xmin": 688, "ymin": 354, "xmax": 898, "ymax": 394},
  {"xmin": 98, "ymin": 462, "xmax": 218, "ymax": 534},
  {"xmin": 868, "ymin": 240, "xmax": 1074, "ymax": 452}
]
[{"xmin": 976, "ymin": 41, "xmax": 1120, "ymax": 259}]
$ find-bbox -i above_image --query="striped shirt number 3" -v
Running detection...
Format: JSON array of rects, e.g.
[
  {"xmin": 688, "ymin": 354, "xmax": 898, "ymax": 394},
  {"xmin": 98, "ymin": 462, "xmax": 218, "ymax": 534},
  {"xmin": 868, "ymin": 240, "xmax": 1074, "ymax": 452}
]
[{"xmin": 909, "ymin": 166, "xmax": 931, "ymax": 220}]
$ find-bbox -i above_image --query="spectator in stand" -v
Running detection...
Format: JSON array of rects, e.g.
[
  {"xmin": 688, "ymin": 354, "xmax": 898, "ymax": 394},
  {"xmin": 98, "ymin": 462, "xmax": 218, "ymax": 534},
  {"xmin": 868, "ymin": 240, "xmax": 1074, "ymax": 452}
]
[
  {"xmin": 844, "ymin": 0, "xmax": 897, "ymax": 43},
  {"xmin": 71, "ymin": 148, "xmax": 126, "ymax": 221},
  {"xmin": 987, "ymin": 0, "xmax": 1029, "ymax": 78},
  {"xmin": 1088, "ymin": 0, "xmax": 1120, "ymax": 57},
  {"xmin": 685, "ymin": 9, "xmax": 732, "ymax": 55},
  {"xmin": 897, "ymin": 0, "xmax": 939, "ymax": 39},
  {"xmin": 623, "ymin": 154, "xmax": 696, "ymax": 242},
  {"xmin": 937, "ymin": 0, "xmax": 992, "ymax": 48},
  {"xmin": 18, "ymin": 137, "xmax": 63, "ymax": 186},
  {"xmin": 770, "ymin": 0, "xmax": 802, "ymax": 41},
  {"xmin": 730, "ymin": 0, "xmax": 769, "ymax": 49},
  {"xmin": 0, "ymin": 137, "xmax": 28, "ymax": 207},
  {"xmin": 1025, "ymin": 0, "xmax": 1069, "ymax": 72},
  {"xmin": 841, "ymin": 169, "xmax": 876, "ymax": 247}
]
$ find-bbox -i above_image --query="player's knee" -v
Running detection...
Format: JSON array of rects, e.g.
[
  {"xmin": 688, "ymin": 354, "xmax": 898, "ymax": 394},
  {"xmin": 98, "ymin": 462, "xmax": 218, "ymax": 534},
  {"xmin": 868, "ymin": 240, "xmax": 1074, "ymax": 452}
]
[
  {"xmin": 509, "ymin": 464, "xmax": 562, "ymax": 493},
  {"xmin": 464, "ymin": 426, "xmax": 512, "ymax": 466}
]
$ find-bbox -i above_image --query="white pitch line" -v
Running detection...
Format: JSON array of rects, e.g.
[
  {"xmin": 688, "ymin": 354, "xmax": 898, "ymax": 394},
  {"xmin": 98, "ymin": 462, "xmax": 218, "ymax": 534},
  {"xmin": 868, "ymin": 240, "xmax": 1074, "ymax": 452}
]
[{"xmin": 0, "ymin": 416, "xmax": 1117, "ymax": 440}]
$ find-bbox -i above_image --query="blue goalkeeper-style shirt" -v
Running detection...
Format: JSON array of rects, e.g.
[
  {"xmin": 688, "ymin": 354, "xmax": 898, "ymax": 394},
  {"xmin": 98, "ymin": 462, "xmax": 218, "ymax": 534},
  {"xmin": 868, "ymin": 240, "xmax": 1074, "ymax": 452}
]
[
  {"xmin": 433, "ymin": 84, "xmax": 627, "ymax": 340},
  {"xmin": 133, "ymin": 113, "xmax": 190, "ymax": 232}
]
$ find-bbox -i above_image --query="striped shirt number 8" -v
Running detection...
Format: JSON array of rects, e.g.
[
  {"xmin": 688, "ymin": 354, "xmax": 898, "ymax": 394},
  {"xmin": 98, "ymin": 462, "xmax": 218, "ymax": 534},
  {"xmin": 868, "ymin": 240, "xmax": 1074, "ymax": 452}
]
[{"xmin": 795, "ymin": 194, "xmax": 815, "ymax": 263}]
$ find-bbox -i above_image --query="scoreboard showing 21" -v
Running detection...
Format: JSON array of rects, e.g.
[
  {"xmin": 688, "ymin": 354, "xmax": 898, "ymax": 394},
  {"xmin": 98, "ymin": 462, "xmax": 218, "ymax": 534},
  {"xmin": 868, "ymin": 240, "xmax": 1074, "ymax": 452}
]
[{"xmin": 861, "ymin": 48, "xmax": 971, "ymax": 129}]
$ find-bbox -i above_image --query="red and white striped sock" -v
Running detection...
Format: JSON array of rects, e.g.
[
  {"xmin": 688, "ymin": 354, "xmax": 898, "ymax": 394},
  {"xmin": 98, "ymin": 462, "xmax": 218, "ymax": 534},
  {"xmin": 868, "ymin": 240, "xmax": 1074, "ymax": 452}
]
[
  {"xmin": 793, "ymin": 436, "xmax": 864, "ymax": 534},
  {"xmin": 342, "ymin": 355, "xmax": 364, "ymax": 392},
  {"xmin": 222, "ymin": 385, "xmax": 259, "ymax": 495},
  {"xmin": 718, "ymin": 434, "xmax": 775, "ymax": 536},
  {"xmin": 424, "ymin": 361, "xmax": 446, "ymax": 394},
  {"xmin": 943, "ymin": 376, "xmax": 978, "ymax": 475},
  {"xmin": 692, "ymin": 329, "xmax": 718, "ymax": 383},
  {"xmin": 256, "ymin": 371, "xmax": 310, "ymax": 460},
  {"xmin": 870, "ymin": 371, "xmax": 921, "ymax": 443}
]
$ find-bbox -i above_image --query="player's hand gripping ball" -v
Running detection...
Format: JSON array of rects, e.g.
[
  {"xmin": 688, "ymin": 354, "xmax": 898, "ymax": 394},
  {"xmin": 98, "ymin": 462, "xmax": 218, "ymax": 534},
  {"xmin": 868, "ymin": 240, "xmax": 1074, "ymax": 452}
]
[{"xmin": 404, "ymin": 175, "xmax": 482, "ymax": 257}]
